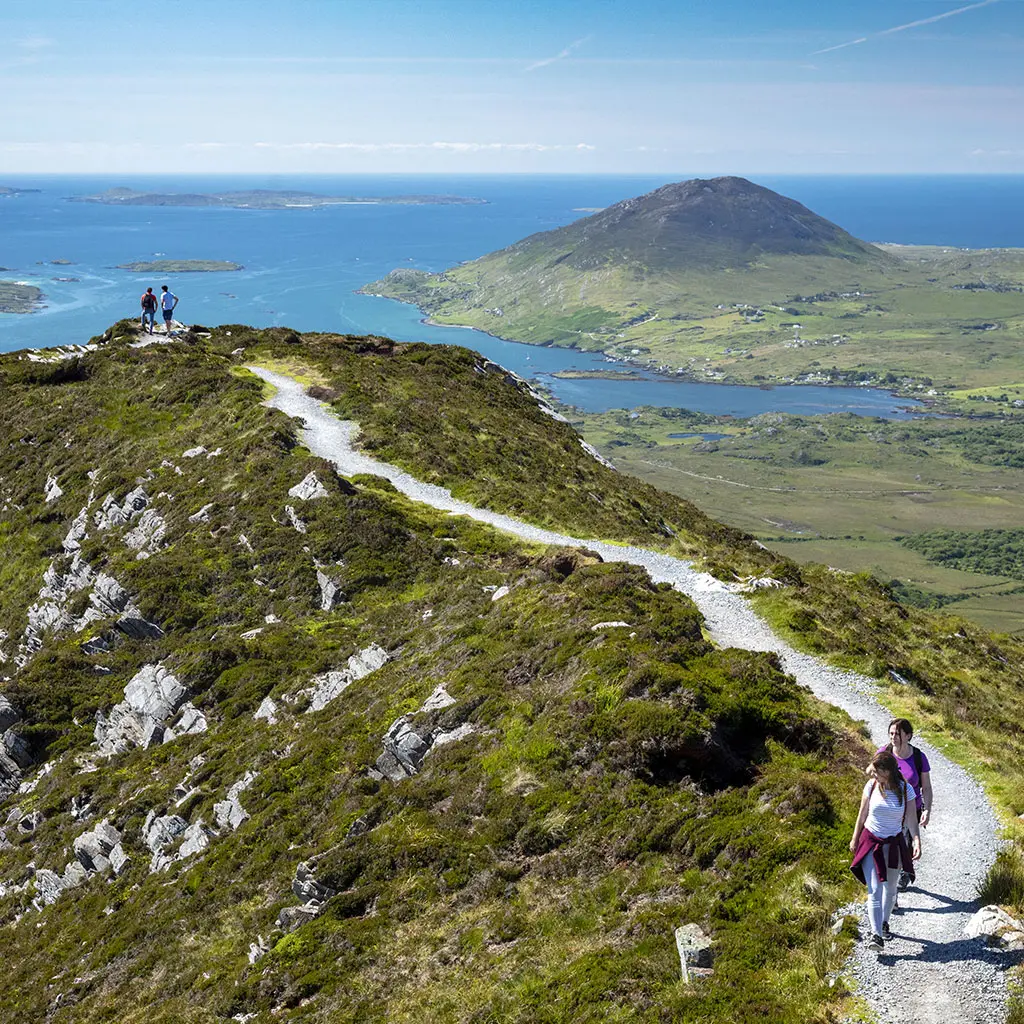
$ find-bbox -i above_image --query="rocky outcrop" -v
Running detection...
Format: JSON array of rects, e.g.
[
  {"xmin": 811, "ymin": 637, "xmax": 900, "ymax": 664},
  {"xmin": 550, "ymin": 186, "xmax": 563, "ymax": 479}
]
[
  {"xmin": 304, "ymin": 643, "xmax": 389, "ymax": 713},
  {"xmin": 143, "ymin": 810, "xmax": 214, "ymax": 873},
  {"xmin": 371, "ymin": 684, "xmax": 477, "ymax": 782},
  {"xmin": 316, "ymin": 566, "xmax": 344, "ymax": 611},
  {"xmin": 18, "ymin": 552, "xmax": 162, "ymax": 667},
  {"xmin": 277, "ymin": 861, "xmax": 337, "ymax": 932},
  {"xmin": 214, "ymin": 772, "xmax": 257, "ymax": 832},
  {"xmin": 32, "ymin": 820, "xmax": 126, "ymax": 907},
  {"xmin": 288, "ymin": 472, "xmax": 329, "ymax": 501},
  {"xmin": 254, "ymin": 697, "xmax": 279, "ymax": 725},
  {"xmin": 0, "ymin": 698, "xmax": 30, "ymax": 799},
  {"xmin": 95, "ymin": 664, "xmax": 205, "ymax": 756}
]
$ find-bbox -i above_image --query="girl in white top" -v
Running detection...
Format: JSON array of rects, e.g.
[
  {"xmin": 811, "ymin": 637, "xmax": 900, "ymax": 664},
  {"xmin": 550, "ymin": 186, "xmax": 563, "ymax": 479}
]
[{"xmin": 849, "ymin": 749, "xmax": 921, "ymax": 951}]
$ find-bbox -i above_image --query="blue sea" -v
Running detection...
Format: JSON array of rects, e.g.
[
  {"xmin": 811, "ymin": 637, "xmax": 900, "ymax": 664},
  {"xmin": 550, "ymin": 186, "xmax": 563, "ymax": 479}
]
[{"xmin": 3, "ymin": 173, "xmax": 1023, "ymax": 418}]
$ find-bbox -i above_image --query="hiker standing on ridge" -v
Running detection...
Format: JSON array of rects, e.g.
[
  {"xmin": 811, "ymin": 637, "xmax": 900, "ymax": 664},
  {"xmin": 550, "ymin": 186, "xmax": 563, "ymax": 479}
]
[
  {"xmin": 880, "ymin": 718, "xmax": 933, "ymax": 892},
  {"xmin": 850, "ymin": 749, "xmax": 921, "ymax": 954},
  {"xmin": 160, "ymin": 285, "xmax": 178, "ymax": 334},
  {"xmin": 140, "ymin": 287, "xmax": 158, "ymax": 334}
]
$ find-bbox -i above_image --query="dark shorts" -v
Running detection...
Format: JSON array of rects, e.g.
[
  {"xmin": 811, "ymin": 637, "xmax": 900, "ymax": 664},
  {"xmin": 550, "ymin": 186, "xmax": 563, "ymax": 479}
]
[{"xmin": 163, "ymin": 309, "xmax": 174, "ymax": 322}]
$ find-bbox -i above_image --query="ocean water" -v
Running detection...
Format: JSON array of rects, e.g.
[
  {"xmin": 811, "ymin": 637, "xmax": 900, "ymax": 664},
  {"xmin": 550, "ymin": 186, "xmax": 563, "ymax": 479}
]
[{"xmin": 2, "ymin": 173, "xmax": 1022, "ymax": 417}]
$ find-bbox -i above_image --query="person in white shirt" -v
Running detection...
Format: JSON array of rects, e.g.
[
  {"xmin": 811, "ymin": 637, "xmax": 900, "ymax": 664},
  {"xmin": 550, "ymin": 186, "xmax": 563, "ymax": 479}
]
[
  {"xmin": 849, "ymin": 749, "xmax": 921, "ymax": 952},
  {"xmin": 160, "ymin": 285, "xmax": 178, "ymax": 334}
]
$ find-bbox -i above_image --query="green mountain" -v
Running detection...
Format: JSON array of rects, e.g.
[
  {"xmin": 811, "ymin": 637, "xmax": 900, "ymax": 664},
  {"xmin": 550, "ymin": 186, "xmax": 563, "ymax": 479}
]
[
  {"xmin": 363, "ymin": 179, "xmax": 1024, "ymax": 395},
  {"xmin": 496, "ymin": 176, "xmax": 888, "ymax": 271},
  {"xmin": 363, "ymin": 175, "xmax": 894, "ymax": 353},
  {"xmin": 0, "ymin": 323, "xmax": 1021, "ymax": 1023}
]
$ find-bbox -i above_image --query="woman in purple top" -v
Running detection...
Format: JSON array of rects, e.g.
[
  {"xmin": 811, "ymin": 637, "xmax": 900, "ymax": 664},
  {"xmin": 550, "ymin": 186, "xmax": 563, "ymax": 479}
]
[{"xmin": 879, "ymin": 718, "xmax": 933, "ymax": 889}]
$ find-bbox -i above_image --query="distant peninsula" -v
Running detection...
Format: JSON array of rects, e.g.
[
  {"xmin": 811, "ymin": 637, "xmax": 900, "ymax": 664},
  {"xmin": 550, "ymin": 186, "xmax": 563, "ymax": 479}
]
[
  {"xmin": 0, "ymin": 280, "xmax": 44, "ymax": 313},
  {"xmin": 71, "ymin": 187, "xmax": 487, "ymax": 209},
  {"xmin": 0, "ymin": 185, "xmax": 41, "ymax": 197},
  {"xmin": 117, "ymin": 260, "xmax": 244, "ymax": 273}
]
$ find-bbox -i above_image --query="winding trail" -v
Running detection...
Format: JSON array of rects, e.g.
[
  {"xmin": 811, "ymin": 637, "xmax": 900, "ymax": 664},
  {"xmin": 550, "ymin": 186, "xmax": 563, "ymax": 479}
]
[{"xmin": 252, "ymin": 366, "xmax": 1013, "ymax": 1024}]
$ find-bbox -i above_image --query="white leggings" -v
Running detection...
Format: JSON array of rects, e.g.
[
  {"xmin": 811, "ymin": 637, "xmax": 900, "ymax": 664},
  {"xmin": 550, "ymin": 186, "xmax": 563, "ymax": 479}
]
[{"xmin": 864, "ymin": 849, "xmax": 901, "ymax": 937}]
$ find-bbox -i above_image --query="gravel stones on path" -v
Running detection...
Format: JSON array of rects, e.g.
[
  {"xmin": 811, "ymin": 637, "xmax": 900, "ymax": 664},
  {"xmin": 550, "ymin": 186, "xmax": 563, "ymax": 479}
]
[{"xmin": 250, "ymin": 366, "xmax": 1014, "ymax": 1024}]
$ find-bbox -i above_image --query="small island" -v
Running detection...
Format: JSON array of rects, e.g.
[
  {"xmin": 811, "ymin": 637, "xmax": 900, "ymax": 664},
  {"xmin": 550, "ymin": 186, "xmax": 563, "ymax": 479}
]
[
  {"xmin": 72, "ymin": 187, "xmax": 487, "ymax": 209},
  {"xmin": 117, "ymin": 260, "xmax": 244, "ymax": 273},
  {"xmin": 0, "ymin": 281, "xmax": 44, "ymax": 313},
  {"xmin": 0, "ymin": 185, "xmax": 41, "ymax": 197}
]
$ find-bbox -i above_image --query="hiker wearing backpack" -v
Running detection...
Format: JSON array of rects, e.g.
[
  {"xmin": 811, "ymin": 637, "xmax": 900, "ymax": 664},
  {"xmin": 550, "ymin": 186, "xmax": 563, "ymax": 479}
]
[
  {"xmin": 880, "ymin": 718, "xmax": 933, "ymax": 891},
  {"xmin": 140, "ymin": 287, "xmax": 158, "ymax": 334}
]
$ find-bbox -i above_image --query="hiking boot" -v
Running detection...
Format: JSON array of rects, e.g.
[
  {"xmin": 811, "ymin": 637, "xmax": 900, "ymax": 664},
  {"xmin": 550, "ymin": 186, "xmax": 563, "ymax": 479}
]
[
  {"xmin": 882, "ymin": 922, "xmax": 892, "ymax": 940},
  {"xmin": 898, "ymin": 871, "xmax": 911, "ymax": 891},
  {"xmin": 867, "ymin": 933, "xmax": 884, "ymax": 952}
]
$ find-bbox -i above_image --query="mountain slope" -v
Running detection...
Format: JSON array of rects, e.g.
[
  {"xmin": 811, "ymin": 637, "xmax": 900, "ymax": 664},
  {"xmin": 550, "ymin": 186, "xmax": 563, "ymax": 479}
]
[{"xmin": 0, "ymin": 324, "xmax": 873, "ymax": 1024}]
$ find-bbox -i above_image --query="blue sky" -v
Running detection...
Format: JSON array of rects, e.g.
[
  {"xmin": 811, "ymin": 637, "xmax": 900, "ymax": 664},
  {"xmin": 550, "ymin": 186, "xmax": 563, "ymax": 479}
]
[{"xmin": 1, "ymin": 0, "xmax": 1022, "ymax": 174}]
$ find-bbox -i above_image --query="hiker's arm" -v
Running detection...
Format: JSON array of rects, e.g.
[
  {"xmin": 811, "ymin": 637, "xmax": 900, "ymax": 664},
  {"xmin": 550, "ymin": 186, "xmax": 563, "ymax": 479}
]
[
  {"xmin": 906, "ymin": 797, "xmax": 921, "ymax": 858},
  {"xmin": 919, "ymin": 771, "xmax": 932, "ymax": 827},
  {"xmin": 849, "ymin": 788, "xmax": 870, "ymax": 852}
]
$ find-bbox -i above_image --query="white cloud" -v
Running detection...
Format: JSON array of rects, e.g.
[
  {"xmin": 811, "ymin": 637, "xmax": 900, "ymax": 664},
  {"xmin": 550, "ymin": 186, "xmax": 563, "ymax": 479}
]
[
  {"xmin": 524, "ymin": 35, "xmax": 591, "ymax": 72},
  {"xmin": 813, "ymin": 0, "xmax": 1001, "ymax": 55}
]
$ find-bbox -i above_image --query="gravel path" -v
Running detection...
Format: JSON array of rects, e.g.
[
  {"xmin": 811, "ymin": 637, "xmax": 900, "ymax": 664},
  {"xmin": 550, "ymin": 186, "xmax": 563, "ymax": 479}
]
[{"xmin": 252, "ymin": 366, "xmax": 1015, "ymax": 1024}]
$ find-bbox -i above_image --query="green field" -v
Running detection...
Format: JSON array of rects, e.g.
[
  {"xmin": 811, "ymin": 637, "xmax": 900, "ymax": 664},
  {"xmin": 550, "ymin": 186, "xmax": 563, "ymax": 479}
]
[
  {"xmin": 368, "ymin": 245, "xmax": 1024, "ymax": 411},
  {"xmin": 572, "ymin": 407, "xmax": 1024, "ymax": 634}
]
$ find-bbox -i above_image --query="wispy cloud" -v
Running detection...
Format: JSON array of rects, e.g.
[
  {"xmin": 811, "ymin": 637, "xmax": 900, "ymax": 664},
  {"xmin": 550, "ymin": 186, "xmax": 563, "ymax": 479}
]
[
  {"xmin": 813, "ymin": 0, "xmax": 1001, "ymax": 55},
  {"xmin": 247, "ymin": 141, "xmax": 596, "ymax": 153},
  {"xmin": 524, "ymin": 35, "xmax": 591, "ymax": 72}
]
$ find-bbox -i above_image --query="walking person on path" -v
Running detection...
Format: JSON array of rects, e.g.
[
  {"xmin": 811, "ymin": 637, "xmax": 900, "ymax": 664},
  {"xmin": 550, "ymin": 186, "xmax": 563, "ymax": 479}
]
[
  {"xmin": 850, "ymin": 749, "xmax": 921, "ymax": 954},
  {"xmin": 140, "ymin": 287, "xmax": 158, "ymax": 334},
  {"xmin": 160, "ymin": 285, "xmax": 178, "ymax": 335},
  {"xmin": 881, "ymin": 718, "xmax": 933, "ymax": 891}
]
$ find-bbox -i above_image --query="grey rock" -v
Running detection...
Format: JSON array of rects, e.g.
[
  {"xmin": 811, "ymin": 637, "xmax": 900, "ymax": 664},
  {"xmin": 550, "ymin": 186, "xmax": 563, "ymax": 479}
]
[
  {"xmin": 214, "ymin": 772, "xmax": 256, "ymax": 832},
  {"xmin": 0, "ymin": 695, "xmax": 21, "ymax": 733},
  {"xmin": 288, "ymin": 472, "xmax": 329, "ymax": 501},
  {"xmin": 142, "ymin": 811, "xmax": 189, "ymax": 854},
  {"xmin": 182, "ymin": 446, "xmax": 207, "ymax": 459},
  {"xmin": 4, "ymin": 732, "xmax": 33, "ymax": 770},
  {"xmin": 17, "ymin": 810, "xmax": 43, "ymax": 834},
  {"xmin": 306, "ymin": 643, "xmax": 388, "ymax": 713},
  {"xmin": 73, "ymin": 820, "xmax": 122, "ymax": 873},
  {"xmin": 123, "ymin": 509, "xmax": 168, "ymax": 556},
  {"xmin": 254, "ymin": 697, "xmax": 279, "ymax": 724},
  {"xmin": 62, "ymin": 506, "xmax": 90, "ymax": 553},
  {"xmin": 109, "ymin": 843, "xmax": 130, "ymax": 876},
  {"xmin": 291, "ymin": 861, "xmax": 337, "ymax": 903},
  {"xmin": 675, "ymin": 923, "xmax": 714, "ymax": 969},
  {"xmin": 284, "ymin": 505, "xmax": 307, "ymax": 533},
  {"xmin": 277, "ymin": 902, "xmax": 324, "ymax": 932},
  {"xmin": 33, "ymin": 868, "xmax": 72, "ymax": 906},
  {"xmin": 44, "ymin": 475, "xmax": 63, "ymax": 504},
  {"xmin": 316, "ymin": 569, "xmax": 344, "ymax": 612},
  {"xmin": 96, "ymin": 664, "xmax": 190, "ymax": 757},
  {"xmin": 93, "ymin": 486, "xmax": 148, "ymax": 531},
  {"xmin": 247, "ymin": 935, "xmax": 271, "ymax": 965},
  {"xmin": 177, "ymin": 820, "xmax": 214, "ymax": 860},
  {"xmin": 188, "ymin": 502, "xmax": 215, "ymax": 523},
  {"xmin": 965, "ymin": 906, "xmax": 1024, "ymax": 949},
  {"xmin": 420, "ymin": 684, "xmax": 456, "ymax": 712}
]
